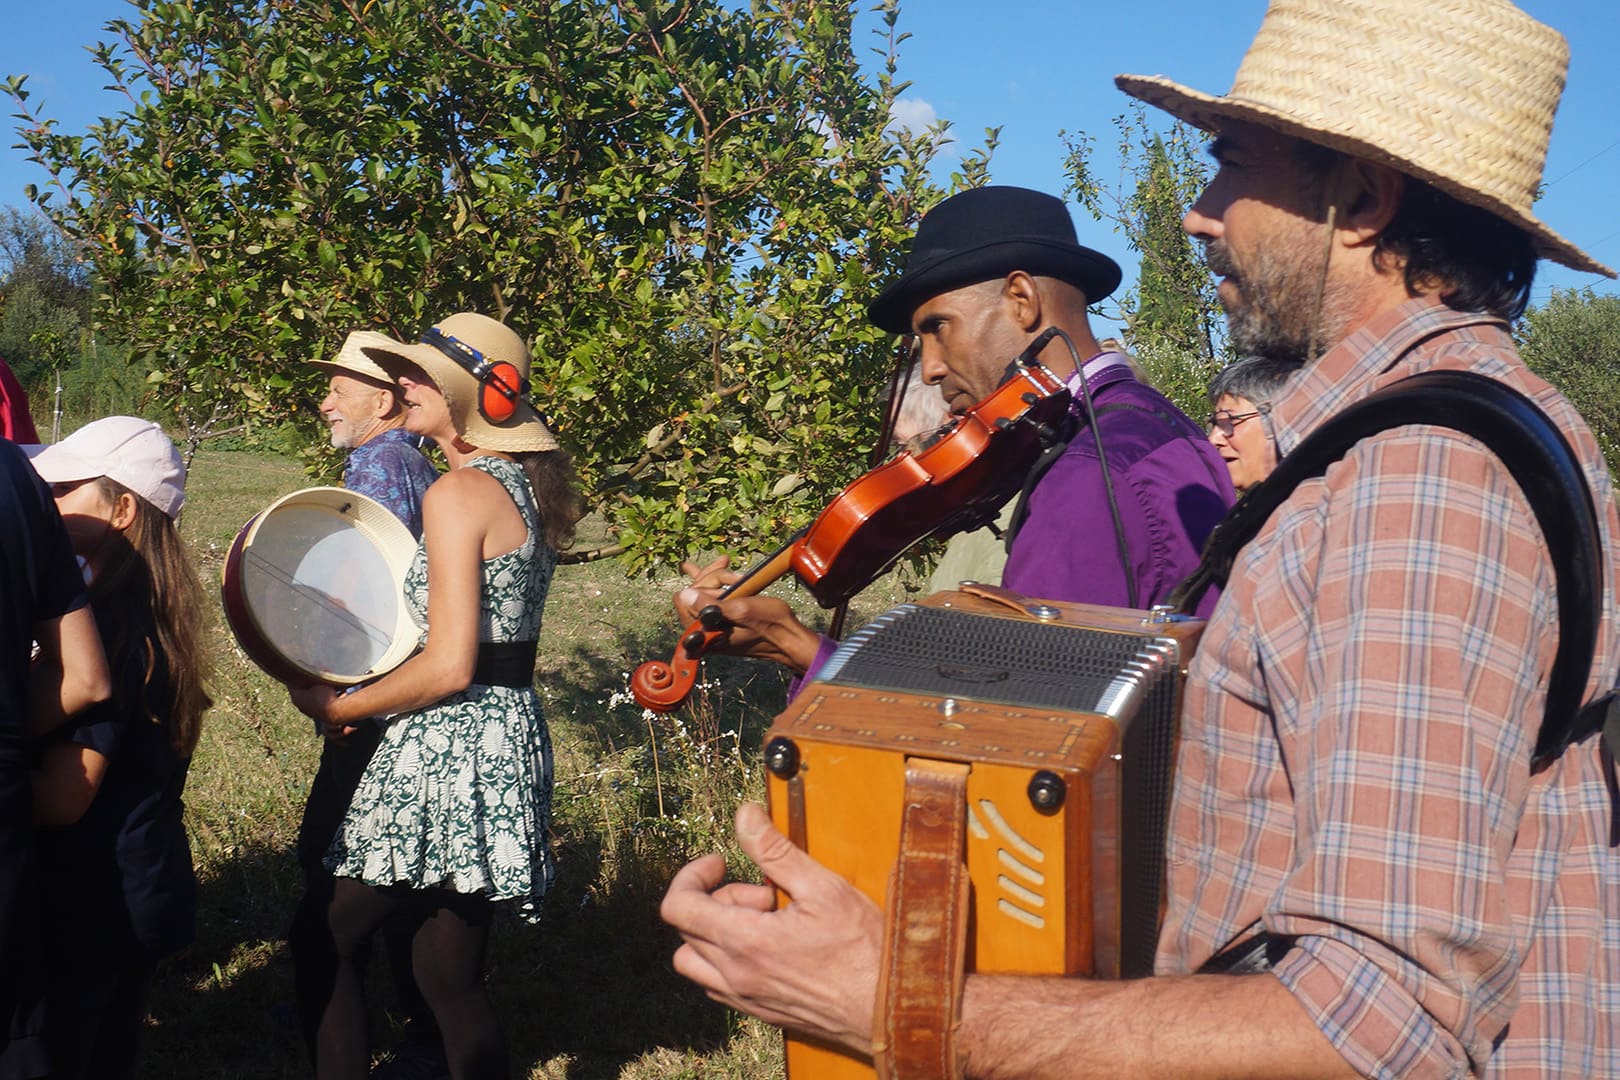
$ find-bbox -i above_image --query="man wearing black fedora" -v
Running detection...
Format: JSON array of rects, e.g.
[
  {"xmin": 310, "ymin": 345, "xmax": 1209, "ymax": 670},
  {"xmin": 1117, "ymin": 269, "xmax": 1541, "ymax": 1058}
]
[
  {"xmin": 674, "ymin": 185, "xmax": 1232, "ymax": 678},
  {"xmin": 662, "ymin": 0, "xmax": 1620, "ymax": 1076}
]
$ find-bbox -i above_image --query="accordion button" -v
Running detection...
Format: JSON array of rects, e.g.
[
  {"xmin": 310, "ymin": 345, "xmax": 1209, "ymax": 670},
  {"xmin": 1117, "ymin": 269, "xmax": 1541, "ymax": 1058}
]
[
  {"xmin": 1027, "ymin": 770, "xmax": 1066, "ymax": 812},
  {"xmin": 764, "ymin": 736, "xmax": 801, "ymax": 780}
]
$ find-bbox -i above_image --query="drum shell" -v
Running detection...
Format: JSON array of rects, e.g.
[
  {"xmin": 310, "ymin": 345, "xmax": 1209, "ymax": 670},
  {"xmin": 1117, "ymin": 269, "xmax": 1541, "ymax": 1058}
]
[{"xmin": 220, "ymin": 486, "xmax": 422, "ymax": 686}]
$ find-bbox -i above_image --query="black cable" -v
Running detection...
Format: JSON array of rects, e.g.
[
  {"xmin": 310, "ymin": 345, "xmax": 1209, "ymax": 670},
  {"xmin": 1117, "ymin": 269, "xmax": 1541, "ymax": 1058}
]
[{"xmin": 1050, "ymin": 328, "xmax": 1139, "ymax": 609}]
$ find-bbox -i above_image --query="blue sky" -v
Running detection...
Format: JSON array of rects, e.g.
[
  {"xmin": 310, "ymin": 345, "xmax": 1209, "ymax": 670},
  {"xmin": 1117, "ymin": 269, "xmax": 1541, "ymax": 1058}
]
[{"xmin": 4, "ymin": 0, "xmax": 1615, "ymax": 339}]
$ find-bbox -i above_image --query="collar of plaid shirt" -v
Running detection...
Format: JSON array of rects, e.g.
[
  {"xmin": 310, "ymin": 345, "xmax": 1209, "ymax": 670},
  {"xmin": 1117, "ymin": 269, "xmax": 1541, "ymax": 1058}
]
[{"xmin": 1267, "ymin": 298, "xmax": 1508, "ymax": 455}]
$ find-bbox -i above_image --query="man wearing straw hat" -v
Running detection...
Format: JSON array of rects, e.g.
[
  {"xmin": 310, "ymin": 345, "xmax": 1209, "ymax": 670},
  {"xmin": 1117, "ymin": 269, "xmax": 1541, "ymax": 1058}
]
[
  {"xmin": 292, "ymin": 331, "xmax": 444, "ymax": 1074},
  {"xmin": 310, "ymin": 331, "xmax": 440, "ymax": 537},
  {"xmin": 660, "ymin": 1, "xmax": 1620, "ymax": 1076}
]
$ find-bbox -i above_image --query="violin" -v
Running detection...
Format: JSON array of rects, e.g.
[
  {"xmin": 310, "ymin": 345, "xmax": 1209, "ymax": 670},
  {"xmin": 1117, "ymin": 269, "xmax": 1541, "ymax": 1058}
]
[{"xmin": 630, "ymin": 327, "xmax": 1073, "ymax": 713}]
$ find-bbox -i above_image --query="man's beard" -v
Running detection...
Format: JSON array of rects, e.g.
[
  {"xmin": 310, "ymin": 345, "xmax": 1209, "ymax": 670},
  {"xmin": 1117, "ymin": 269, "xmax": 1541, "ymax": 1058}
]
[
  {"xmin": 1205, "ymin": 232, "xmax": 1348, "ymax": 367},
  {"xmin": 328, "ymin": 414, "xmax": 375, "ymax": 449}
]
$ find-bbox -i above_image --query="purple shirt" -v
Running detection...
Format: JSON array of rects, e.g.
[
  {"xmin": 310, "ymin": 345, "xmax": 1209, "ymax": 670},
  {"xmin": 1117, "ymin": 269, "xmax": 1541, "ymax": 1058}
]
[
  {"xmin": 1001, "ymin": 360, "xmax": 1232, "ymax": 615},
  {"xmin": 794, "ymin": 358, "xmax": 1233, "ymax": 689}
]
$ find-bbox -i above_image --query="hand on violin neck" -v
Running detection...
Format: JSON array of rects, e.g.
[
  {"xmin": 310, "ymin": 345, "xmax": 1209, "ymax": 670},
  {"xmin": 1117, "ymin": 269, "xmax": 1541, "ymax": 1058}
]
[
  {"xmin": 675, "ymin": 556, "xmax": 742, "ymax": 630},
  {"xmin": 680, "ymin": 555, "xmax": 742, "ymax": 592},
  {"xmin": 673, "ymin": 584, "xmax": 820, "ymax": 675}
]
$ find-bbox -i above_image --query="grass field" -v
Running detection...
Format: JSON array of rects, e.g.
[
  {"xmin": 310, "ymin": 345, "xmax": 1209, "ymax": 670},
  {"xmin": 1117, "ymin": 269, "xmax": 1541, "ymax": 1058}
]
[{"xmin": 137, "ymin": 446, "xmax": 925, "ymax": 1079}]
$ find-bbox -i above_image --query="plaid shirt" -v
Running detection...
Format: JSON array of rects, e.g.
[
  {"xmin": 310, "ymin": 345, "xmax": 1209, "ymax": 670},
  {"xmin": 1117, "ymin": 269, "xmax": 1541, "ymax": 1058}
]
[{"xmin": 1157, "ymin": 298, "xmax": 1620, "ymax": 1078}]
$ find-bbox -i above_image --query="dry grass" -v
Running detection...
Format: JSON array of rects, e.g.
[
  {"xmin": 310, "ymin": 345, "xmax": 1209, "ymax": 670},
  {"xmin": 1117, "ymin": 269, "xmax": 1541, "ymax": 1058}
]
[{"xmin": 137, "ymin": 446, "xmax": 922, "ymax": 1079}]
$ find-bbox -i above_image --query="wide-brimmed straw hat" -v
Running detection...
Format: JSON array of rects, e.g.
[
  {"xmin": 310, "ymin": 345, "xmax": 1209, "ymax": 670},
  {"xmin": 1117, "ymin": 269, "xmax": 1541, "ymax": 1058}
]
[
  {"xmin": 1115, "ymin": 0, "xmax": 1613, "ymax": 277},
  {"xmin": 361, "ymin": 312, "xmax": 560, "ymax": 453},
  {"xmin": 308, "ymin": 330, "xmax": 403, "ymax": 388},
  {"xmin": 867, "ymin": 186, "xmax": 1122, "ymax": 333}
]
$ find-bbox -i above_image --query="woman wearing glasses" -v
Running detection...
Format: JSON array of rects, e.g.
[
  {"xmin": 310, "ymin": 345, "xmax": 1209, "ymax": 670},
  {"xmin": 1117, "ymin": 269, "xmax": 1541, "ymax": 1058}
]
[
  {"xmin": 288, "ymin": 312, "xmax": 582, "ymax": 1080},
  {"xmin": 1206, "ymin": 355, "xmax": 1298, "ymax": 494}
]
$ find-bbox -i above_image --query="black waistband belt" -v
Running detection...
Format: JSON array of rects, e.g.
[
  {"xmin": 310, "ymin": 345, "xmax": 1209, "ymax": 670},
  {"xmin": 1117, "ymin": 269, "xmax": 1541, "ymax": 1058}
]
[{"xmin": 473, "ymin": 640, "xmax": 538, "ymax": 687}]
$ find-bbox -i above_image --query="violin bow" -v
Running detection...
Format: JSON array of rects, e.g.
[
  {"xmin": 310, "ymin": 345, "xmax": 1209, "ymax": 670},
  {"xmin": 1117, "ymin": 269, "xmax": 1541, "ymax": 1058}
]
[{"xmin": 826, "ymin": 334, "xmax": 918, "ymax": 641}]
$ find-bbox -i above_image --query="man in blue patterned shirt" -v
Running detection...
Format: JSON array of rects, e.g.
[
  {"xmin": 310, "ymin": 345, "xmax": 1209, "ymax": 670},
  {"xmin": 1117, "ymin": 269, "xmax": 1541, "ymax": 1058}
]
[
  {"xmin": 292, "ymin": 331, "xmax": 443, "ymax": 1073},
  {"xmin": 312, "ymin": 330, "xmax": 439, "ymax": 536}
]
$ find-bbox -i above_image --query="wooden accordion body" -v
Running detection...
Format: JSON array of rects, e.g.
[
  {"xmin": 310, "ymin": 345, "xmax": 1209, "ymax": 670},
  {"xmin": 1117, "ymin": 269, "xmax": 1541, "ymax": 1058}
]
[{"xmin": 764, "ymin": 586, "xmax": 1203, "ymax": 1079}]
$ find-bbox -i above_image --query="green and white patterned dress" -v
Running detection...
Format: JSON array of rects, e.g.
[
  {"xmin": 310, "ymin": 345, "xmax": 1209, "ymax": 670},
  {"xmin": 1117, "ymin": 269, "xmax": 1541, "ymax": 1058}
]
[{"xmin": 327, "ymin": 456, "xmax": 556, "ymax": 922}]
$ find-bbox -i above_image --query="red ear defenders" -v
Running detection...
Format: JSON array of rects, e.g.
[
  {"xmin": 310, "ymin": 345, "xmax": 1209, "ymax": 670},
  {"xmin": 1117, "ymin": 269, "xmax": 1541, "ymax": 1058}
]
[{"xmin": 419, "ymin": 326, "xmax": 527, "ymax": 424}]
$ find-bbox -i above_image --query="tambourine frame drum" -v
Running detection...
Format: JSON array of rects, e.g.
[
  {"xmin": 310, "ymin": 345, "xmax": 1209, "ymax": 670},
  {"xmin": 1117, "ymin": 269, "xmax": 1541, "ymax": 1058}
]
[{"xmin": 221, "ymin": 486, "xmax": 421, "ymax": 686}]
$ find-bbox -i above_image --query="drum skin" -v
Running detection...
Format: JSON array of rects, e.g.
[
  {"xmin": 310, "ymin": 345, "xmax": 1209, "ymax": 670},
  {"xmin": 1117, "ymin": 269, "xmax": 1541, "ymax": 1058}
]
[{"xmin": 221, "ymin": 486, "xmax": 422, "ymax": 686}]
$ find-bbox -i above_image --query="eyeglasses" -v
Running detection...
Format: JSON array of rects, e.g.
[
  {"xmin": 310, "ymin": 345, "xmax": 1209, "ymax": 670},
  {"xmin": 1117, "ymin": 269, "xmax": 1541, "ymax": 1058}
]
[{"xmin": 1207, "ymin": 407, "xmax": 1267, "ymax": 438}]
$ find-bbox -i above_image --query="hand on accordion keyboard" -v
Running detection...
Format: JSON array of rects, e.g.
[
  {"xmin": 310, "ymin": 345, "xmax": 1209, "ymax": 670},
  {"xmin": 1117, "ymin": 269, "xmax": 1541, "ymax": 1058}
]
[{"xmin": 661, "ymin": 802, "xmax": 883, "ymax": 1056}]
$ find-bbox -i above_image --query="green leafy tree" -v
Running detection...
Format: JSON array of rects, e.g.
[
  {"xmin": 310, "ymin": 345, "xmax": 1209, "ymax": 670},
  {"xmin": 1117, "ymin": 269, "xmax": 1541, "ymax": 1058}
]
[
  {"xmin": 0, "ymin": 207, "xmax": 90, "ymax": 390},
  {"xmin": 1064, "ymin": 103, "xmax": 1221, "ymax": 417},
  {"xmin": 8, "ymin": 0, "xmax": 976, "ymax": 572},
  {"xmin": 1517, "ymin": 286, "xmax": 1620, "ymax": 474},
  {"xmin": 0, "ymin": 208, "xmax": 146, "ymax": 435}
]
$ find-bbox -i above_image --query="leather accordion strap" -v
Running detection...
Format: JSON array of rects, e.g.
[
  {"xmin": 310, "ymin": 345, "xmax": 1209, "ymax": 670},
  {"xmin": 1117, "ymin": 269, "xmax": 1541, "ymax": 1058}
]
[
  {"xmin": 472, "ymin": 640, "xmax": 538, "ymax": 687},
  {"xmin": 873, "ymin": 758, "xmax": 971, "ymax": 1080}
]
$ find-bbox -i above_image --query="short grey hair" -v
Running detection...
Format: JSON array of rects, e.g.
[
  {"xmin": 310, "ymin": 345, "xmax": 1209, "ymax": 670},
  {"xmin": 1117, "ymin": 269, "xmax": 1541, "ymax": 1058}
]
[
  {"xmin": 1207, "ymin": 355, "xmax": 1300, "ymax": 408},
  {"xmin": 888, "ymin": 362, "xmax": 951, "ymax": 445}
]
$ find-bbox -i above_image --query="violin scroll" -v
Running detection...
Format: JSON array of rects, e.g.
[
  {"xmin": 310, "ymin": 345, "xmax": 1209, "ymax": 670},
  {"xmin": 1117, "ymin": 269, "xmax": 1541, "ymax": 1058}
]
[
  {"xmin": 630, "ymin": 619, "xmax": 731, "ymax": 713},
  {"xmin": 628, "ymin": 657, "xmax": 687, "ymax": 711},
  {"xmin": 629, "ymin": 555, "xmax": 790, "ymax": 714},
  {"xmin": 629, "ymin": 656, "xmax": 694, "ymax": 713}
]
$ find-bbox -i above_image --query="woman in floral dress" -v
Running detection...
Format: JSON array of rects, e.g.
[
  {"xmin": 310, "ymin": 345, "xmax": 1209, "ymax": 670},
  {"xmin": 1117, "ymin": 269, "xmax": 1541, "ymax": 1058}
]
[{"xmin": 290, "ymin": 312, "xmax": 582, "ymax": 1080}]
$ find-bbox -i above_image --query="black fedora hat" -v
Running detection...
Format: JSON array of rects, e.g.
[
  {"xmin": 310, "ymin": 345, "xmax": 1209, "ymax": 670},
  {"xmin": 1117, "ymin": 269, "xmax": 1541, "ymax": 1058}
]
[{"xmin": 867, "ymin": 186, "xmax": 1123, "ymax": 334}]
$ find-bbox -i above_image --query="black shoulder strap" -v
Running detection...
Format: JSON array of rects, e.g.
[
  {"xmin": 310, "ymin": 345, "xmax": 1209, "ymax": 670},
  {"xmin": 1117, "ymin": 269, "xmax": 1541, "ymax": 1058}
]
[
  {"xmin": 1002, "ymin": 429, "xmax": 1073, "ymax": 555},
  {"xmin": 1168, "ymin": 370, "xmax": 1606, "ymax": 770}
]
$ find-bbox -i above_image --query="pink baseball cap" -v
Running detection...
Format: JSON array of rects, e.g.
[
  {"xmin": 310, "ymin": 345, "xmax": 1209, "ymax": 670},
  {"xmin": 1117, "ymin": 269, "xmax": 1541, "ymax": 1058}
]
[{"xmin": 25, "ymin": 416, "xmax": 187, "ymax": 520}]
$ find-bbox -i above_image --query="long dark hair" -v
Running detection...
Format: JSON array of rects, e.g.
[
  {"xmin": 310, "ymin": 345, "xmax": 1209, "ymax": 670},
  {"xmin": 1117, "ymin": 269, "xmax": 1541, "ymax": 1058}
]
[
  {"xmin": 516, "ymin": 448, "xmax": 584, "ymax": 552},
  {"xmin": 89, "ymin": 477, "xmax": 212, "ymax": 757}
]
